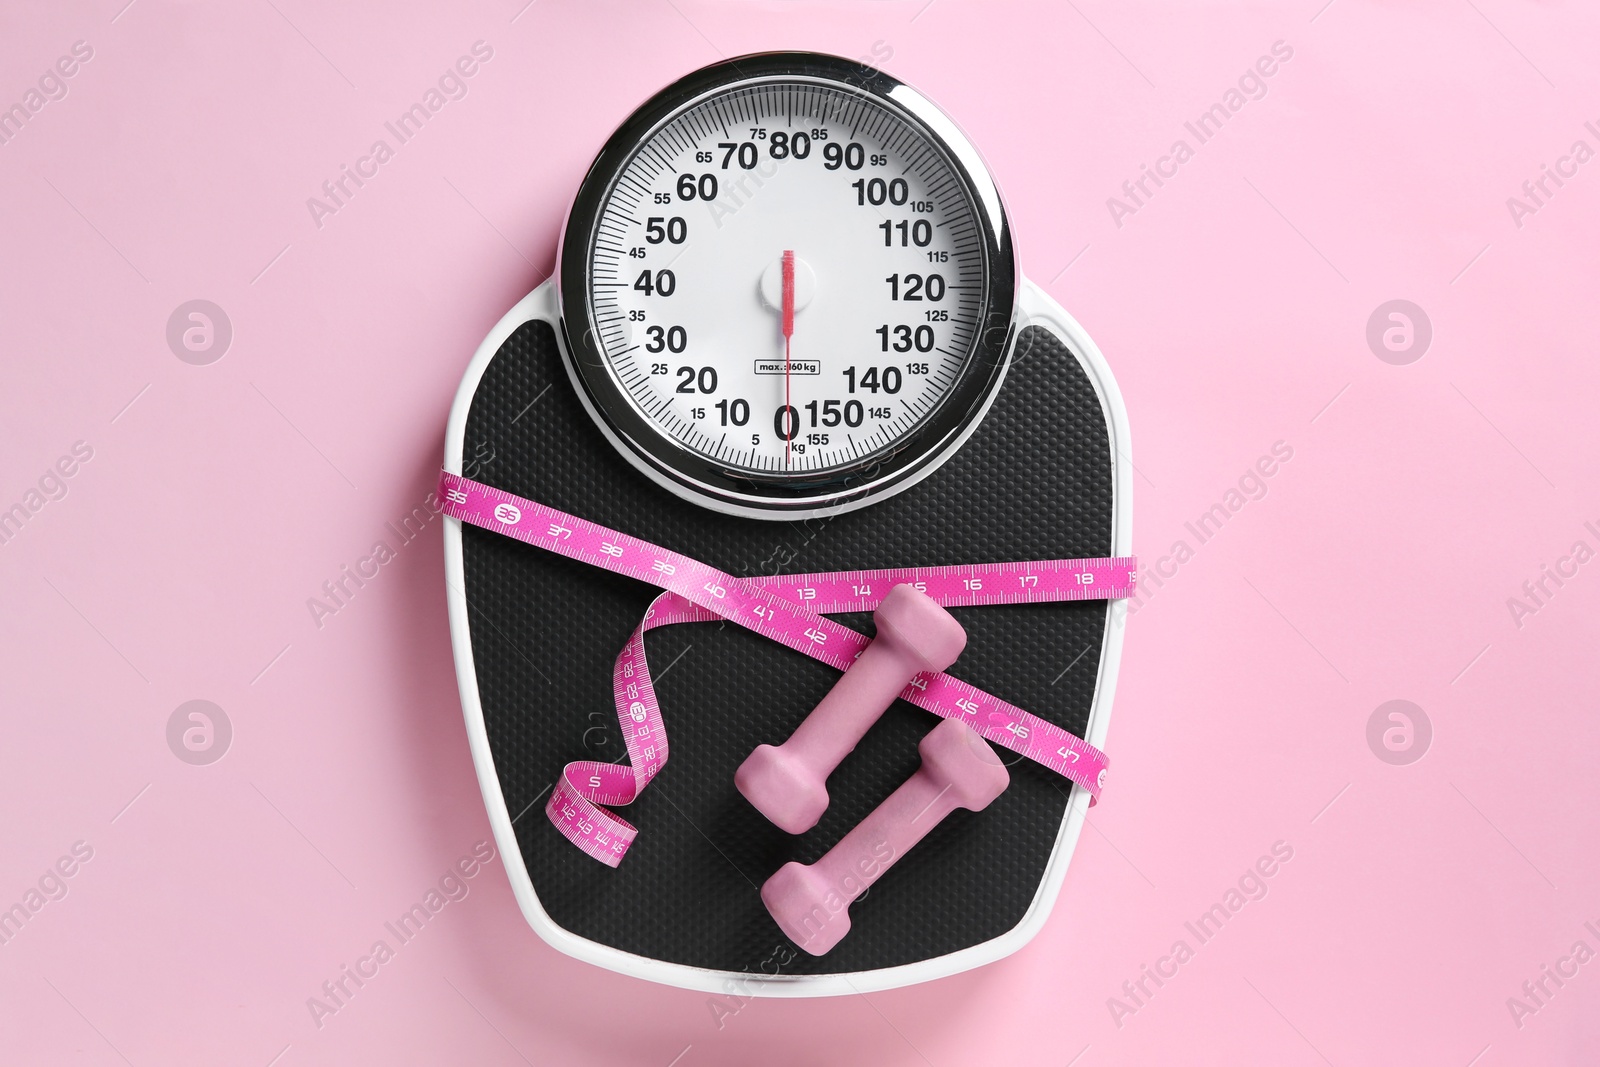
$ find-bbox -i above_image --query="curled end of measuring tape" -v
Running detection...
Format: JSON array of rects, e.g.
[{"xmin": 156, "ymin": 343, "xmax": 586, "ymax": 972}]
[{"xmin": 547, "ymin": 763, "xmax": 642, "ymax": 867}]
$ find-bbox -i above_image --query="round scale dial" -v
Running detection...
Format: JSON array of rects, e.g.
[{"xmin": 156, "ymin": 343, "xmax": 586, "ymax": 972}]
[{"xmin": 559, "ymin": 53, "xmax": 1015, "ymax": 517}]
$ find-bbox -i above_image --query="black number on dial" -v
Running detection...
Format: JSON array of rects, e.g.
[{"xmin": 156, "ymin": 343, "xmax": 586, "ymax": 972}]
[
  {"xmin": 646, "ymin": 216, "xmax": 687, "ymax": 244},
  {"xmin": 675, "ymin": 366, "xmax": 717, "ymax": 393},
  {"xmin": 884, "ymin": 273, "xmax": 944, "ymax": 301},
  {"xmin": 823, "ymin": 142, "xmax": 864, "ymax": 170},
  {"xmin": 646, "ymin": 325, "xmax": 687, "ymax": 353},
  {"xmin": 634, "ymin": 269, "xmax": 677, "ymax": 296},
  {"xmin": 770, "ymin": 132, "xmax": 810, "ymax": 159},
  {"xmin": 676, "ymin": 173, "xmax": 718, "ymax": 200},
  {"xmin": 875, "ymin": 325, "xmax": 935, "ymax": 353},
  {"xmin": 801, "ymin": 400, "xmax": 869, "ymax": 428},
  {"xmin": 853, "ymin": 178, "xmax": 908, "ymax": 206},
  {"xmin": 880, "ymin": 219, "xmax": 932, "ymax": 247},
  {"xmin": 844, "ymin": 366, "xmax": 904, "ymax": 394},
  {"xmin": 718, "ymin": 143, "xmax": 759, "ymax": 170}
]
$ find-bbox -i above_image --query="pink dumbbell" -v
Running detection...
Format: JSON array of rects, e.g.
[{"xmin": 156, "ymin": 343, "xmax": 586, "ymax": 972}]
[
  {"xmin": 761, "ymin": 717, "xmax": 1009, "ymax": 956},
  {"xmin": 736, "ymin": 584, "xmax": 967, "ymax": 834}
]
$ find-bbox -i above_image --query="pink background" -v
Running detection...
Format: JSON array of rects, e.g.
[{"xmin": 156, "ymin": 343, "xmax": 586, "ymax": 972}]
[{"xmin": 3, "ymin": 1, "xmax": 1598, "ymax": 1063}]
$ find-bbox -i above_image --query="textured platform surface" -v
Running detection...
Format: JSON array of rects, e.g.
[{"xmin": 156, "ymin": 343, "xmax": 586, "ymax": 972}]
[{"xmin": 461, "ymin": 320, "xmax": 1113, "ymax": 973}]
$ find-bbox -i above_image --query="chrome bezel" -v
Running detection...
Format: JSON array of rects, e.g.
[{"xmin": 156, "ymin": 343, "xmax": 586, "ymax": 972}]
[{"xmin": 556, "ymin": 52, "xmax": 1017, "ymax": 519}]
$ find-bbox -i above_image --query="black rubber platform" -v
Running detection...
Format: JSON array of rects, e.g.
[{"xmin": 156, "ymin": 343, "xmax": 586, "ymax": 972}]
[{"xmin": 460, "ymin": 320, "xmax": 1113, "ymax": 974}]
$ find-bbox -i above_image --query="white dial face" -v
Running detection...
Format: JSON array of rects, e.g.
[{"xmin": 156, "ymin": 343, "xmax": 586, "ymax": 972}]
[{"xmin": 586, "ymin": 79, "xmax": 987, "ymax": 476}]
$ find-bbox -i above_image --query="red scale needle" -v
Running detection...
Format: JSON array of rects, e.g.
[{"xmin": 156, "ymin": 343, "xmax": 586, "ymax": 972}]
[{"xmin": 782, "ymin": 249, "xmax": 796, "ymax": 467}]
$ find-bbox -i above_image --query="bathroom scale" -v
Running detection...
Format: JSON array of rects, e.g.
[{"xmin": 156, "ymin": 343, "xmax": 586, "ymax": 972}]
[{"xmin": 440, "ymin": 52, "xmax": 1134, "ymax": 996}]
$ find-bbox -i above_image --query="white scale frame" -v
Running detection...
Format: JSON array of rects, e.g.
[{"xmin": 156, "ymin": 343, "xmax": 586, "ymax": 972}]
[{"xmin": 442, "ymin": 276, "xmax": 1132, "ymax": 996}]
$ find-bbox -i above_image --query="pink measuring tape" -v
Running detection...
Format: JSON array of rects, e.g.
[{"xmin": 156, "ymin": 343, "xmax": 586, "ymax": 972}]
[{"xmin": 440, "ymin": 471, "xmax": 1136, "ymax": 866}]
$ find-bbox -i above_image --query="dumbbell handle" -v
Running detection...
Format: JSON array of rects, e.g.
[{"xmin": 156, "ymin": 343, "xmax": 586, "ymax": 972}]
[
  {"xmin": 810, "ymin": 751, "xmax": 960, "ymax": 902},
  {"xmin": 781, "ymin": 636, "xmax": 929, "ymax": 772}
]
